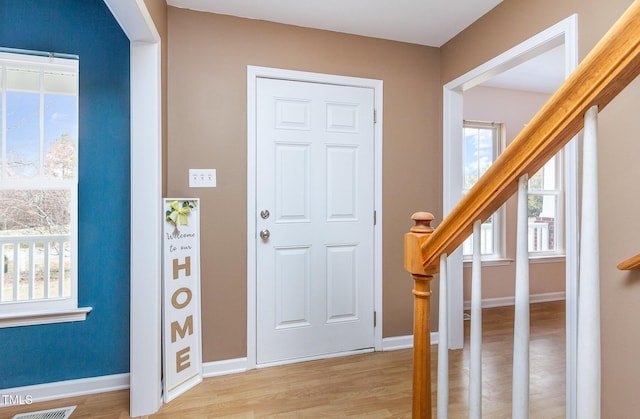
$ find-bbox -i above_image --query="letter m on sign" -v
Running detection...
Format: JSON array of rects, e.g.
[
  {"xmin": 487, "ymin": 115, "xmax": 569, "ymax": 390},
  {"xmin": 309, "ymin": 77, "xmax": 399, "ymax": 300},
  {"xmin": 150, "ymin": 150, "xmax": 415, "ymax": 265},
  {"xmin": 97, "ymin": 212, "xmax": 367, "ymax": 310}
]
[{"xmin": 171, "ymin": 314, "xmax": 194, "ymax": 343}]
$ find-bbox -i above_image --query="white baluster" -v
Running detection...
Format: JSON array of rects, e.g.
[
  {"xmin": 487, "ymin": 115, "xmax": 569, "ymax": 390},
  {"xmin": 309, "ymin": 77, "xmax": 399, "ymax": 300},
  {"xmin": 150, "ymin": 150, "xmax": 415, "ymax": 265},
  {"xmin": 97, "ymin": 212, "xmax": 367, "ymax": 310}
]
[
  {"xmin": 513, "ymin": 175, "xmax": 530, "ymax": 418},
  {"xmin": 12, "ymin": 244, "xmax": 18, "ymax": 301},
  {"xmin": 577, "ymin": 105, "xmax": 601, "ymax": 419},
  {"xmin": 469, "ymin": 220, "xmax": 482, "ymax": 419},
  {"xmin": 44, "ymin": 243, "xmax": 50, "ymax": 299},
  {"xmin": 28, "ymin": 242, "xmax": 35, "ymax": 299},
  {"xmin": 59, "ymin": 240, "xmax": 65, "ymax": 296},
  {"xmin": 438, "ymin": 253, "xmax": 449, "ymax": 419}
]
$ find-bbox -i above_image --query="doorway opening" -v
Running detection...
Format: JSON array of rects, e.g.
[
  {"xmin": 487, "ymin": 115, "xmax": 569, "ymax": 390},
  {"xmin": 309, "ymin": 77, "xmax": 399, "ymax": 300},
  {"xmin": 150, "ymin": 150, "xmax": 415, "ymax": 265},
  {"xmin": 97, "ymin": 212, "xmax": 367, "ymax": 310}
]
[{"xmin": 442, "ymin": 14, "xmax": 578, "ymax": 419}]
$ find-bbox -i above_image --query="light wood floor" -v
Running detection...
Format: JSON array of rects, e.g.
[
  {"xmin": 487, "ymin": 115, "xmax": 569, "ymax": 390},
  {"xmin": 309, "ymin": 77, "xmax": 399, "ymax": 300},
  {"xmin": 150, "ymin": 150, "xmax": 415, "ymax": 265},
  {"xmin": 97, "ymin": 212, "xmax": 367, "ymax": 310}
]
[{"xmin": 2, "ymin": 301, "xmax": 565, "ymax": 418}]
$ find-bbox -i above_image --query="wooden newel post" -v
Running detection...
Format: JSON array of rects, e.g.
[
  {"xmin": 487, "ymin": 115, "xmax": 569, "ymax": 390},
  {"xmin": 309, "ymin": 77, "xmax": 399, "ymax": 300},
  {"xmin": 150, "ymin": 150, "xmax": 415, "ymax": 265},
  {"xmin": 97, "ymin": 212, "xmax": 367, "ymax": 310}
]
[{"xmin": 404, "ymin": 211, "xmax": 435, "ymax": 419}]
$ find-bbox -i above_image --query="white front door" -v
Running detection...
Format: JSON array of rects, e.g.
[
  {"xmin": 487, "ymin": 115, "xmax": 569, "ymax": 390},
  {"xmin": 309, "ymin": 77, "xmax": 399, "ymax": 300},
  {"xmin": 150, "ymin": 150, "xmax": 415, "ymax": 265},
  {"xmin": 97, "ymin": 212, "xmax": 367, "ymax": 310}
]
[{"xmin": 256, "ymin": 77, "xmax": 375, "ymax": 364}]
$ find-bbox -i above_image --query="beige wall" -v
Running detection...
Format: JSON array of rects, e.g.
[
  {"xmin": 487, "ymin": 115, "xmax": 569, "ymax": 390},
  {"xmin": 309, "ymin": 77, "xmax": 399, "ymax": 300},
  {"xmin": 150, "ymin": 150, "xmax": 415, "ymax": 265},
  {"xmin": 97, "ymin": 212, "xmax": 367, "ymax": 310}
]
[
  {"xmin": 443, "ymin": 0, "xmax": 640, "ymax": 415},
  {"xmin": 167, "ymin": 7, "xmax": 442, "ymax": 362},
  {"xmin": 463, "ymin": 86, "xmax": 565, "ymax": 301}
]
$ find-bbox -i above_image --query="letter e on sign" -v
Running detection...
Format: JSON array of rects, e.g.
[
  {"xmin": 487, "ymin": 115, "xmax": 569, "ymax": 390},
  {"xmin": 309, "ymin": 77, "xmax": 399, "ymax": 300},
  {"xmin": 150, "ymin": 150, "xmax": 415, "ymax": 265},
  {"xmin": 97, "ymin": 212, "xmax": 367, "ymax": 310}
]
[{"xmin": 176, "ymin": 346, "xmax": 191, "ymax": 373}]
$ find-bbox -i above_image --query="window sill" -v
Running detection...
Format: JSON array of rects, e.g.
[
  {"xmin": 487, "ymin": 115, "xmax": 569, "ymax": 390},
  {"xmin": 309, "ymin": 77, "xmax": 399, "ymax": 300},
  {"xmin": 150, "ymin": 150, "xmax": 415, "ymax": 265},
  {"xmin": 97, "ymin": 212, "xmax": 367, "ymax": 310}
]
[
  {"xmin": 463, "ymin": 255, "xmax": 566, "ymax": 267},
  {"xmin": 528, "ymin": 254, "xmax": 566, "ymax": 264},
  {"xmin": 464, "ymin": 258, "xmax": 514, "ymax": 267},
  {"xmin": 0, "ymin": 307, "xmax": 92, "ymax": 328}
]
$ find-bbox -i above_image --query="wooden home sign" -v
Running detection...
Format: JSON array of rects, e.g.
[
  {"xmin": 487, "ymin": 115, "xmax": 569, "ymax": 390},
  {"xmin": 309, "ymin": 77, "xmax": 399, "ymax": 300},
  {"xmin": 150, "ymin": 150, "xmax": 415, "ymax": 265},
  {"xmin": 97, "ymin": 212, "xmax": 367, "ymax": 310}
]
[{"xmin": 162, "ymin": 198, "xmax": 203, "ymax": 402}]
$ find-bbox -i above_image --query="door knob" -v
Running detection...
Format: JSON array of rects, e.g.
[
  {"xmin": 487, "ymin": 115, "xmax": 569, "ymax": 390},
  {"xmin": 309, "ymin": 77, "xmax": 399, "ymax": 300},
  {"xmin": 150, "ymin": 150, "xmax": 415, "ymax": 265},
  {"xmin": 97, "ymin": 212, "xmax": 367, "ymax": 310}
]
[{"xmin": 260, "ymin": 229, "xmax": 271, "ymax": 241}]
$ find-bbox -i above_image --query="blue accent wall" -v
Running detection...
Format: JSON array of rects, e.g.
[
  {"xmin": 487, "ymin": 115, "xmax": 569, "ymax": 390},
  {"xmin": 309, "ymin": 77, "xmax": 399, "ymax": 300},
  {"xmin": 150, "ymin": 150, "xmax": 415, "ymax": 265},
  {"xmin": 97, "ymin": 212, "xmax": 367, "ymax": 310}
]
[{"xmin": 0, "ymin": 0, "xmax": 131, "ymax": 388}]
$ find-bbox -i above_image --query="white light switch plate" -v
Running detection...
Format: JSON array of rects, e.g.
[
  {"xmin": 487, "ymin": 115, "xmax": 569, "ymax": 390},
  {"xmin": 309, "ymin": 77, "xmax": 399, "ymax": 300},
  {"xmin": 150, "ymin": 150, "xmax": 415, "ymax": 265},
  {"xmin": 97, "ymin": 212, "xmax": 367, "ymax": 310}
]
[{"xmin": 189, "ymin": 169, "xmax": 216, "ymax": 188}]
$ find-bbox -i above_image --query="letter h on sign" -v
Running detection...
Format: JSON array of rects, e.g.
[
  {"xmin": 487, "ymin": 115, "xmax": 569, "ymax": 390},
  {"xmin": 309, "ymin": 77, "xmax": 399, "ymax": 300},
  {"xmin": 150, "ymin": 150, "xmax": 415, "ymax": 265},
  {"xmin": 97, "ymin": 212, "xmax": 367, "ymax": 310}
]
[{"xmin": 173, "ymin": 256, "xmax": 191, "ymax": 279}]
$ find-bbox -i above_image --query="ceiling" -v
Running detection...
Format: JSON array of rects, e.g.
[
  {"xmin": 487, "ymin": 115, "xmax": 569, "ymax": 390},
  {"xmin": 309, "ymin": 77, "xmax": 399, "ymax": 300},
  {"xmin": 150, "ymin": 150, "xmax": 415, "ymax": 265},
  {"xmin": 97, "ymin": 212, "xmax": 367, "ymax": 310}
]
[
  {"xmin": 482, "ymin": 44, "xmax": 565, "ymax": 94},
  {"xmin": 167, "ymin": 0, "xmax": 503, "ymax": 47},
  {"xmin": 167, "ymin": 0, "xmax": 564, "ymax": 94}
]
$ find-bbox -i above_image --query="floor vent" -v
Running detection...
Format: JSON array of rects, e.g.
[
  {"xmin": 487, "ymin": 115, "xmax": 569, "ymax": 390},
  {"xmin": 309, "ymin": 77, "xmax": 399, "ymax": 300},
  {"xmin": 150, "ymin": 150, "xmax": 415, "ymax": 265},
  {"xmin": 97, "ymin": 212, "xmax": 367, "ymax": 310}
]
[{"xmin": 13, "ymin": 406, "xmax": 76, "ymax": 419}]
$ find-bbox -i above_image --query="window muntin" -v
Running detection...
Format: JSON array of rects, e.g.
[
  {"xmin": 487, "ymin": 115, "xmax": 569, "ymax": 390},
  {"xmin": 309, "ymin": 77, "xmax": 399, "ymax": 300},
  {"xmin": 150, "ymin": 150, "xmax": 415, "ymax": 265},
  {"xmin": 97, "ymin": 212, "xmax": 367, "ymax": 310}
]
[
  {"xmin": 462, "ymin": 121, "xmax": 504, "ymax": 258},
  {"xmin": 0, "ymin": 51, "xmax": 78, "ymax": 315}
]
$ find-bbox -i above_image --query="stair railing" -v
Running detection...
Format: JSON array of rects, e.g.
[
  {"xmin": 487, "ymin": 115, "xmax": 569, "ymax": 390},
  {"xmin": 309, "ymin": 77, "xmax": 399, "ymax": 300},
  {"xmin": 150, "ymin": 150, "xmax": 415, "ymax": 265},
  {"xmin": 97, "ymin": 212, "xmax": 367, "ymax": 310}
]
[{"xmin": 404, "ymin": 1, "xmax": 640, "ymax": 417}]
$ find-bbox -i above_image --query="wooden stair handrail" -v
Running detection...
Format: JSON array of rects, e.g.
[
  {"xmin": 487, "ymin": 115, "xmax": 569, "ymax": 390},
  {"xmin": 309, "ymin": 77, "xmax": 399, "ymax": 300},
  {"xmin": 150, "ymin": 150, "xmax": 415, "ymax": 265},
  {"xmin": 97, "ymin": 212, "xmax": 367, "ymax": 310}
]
[
  {"xmin": 618, "ymin": 253, "xmax": 640, "ymax": 270},
  {"xmin": 420, "ymin": 0, "xmax": 640, "ymax": 274}
]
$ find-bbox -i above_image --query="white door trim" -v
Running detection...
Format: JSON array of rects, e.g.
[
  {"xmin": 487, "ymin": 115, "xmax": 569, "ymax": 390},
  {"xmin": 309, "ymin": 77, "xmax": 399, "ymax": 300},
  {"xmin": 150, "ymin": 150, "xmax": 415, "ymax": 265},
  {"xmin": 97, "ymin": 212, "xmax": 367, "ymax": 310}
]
[
  {"xmin": 247, "ymin": 66, "xmax": 383, "ymax": 369},
  {"xmin": 442, "ymin": 14, "xmax": 578, "ymax": 419},
  {"xmin": 103, "ymin": 0, "xmax": 163, "ymax": 416}
]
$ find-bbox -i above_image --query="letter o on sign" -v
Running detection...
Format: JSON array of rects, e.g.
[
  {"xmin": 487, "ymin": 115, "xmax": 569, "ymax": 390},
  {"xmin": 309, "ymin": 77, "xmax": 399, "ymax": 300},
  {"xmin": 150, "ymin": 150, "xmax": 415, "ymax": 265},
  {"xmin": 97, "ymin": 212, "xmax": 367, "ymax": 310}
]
[{"xmin": 172, "ymin": 287, "xmax": 192, "ymax": 309}]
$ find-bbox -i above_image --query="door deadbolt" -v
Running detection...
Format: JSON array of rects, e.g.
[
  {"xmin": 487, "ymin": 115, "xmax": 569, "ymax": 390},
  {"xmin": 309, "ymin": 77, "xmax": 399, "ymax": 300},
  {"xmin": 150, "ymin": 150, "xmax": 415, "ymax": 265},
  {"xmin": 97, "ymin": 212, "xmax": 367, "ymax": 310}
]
[{"xmin": 260, "ymin": 209, "xmax": 270, "ymax": 219}]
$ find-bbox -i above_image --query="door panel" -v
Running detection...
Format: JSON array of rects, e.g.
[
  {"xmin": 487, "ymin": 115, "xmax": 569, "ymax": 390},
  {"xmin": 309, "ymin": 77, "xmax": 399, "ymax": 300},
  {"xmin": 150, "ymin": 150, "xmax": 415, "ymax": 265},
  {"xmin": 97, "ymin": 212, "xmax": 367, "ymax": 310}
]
[
  {"xmin": 326, "ymin": 244, "xmax": 358, "ymax": 322},
  {"xmin": 275, "ymin": 246, "xmax": 311, "ymax": 328},
  {"xmin": 275, "ymin": 143, "xmax": 310, "ymax": 221},
  {"xmin": 327, "ymin": 146, "xmax": 358, "ymax": 220}
]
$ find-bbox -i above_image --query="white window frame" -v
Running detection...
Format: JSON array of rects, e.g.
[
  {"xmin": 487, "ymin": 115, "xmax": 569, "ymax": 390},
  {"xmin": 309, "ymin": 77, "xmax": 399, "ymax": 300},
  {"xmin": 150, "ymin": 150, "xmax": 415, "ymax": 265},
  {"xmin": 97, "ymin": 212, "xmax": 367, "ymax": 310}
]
[
  {"xmin": 462, "ymin": 120, "xmax": 506, "ymax": 261},
  {"xmin": 0, "ymin": 49, "xmax": 90, "ymax": 327}
]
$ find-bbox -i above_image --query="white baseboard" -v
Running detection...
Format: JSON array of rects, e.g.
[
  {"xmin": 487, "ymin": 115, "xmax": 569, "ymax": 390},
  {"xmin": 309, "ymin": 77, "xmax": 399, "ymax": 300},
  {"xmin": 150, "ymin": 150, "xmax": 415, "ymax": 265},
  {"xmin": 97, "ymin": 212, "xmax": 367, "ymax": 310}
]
[
  {"xmin": 382, "ymin": 332, "xmax": 439, "ymax": 351},
  {"xmin": 463, "ymin": 291, "xmax": 565, "ymax": 310},
  {"xmin": 202, "ymin": 357, "xmax": 248, "ymax": 378},
  {"xmin": 382, "ymin": 335, "xmax": 413, "ymax": 351},
  {"xmin": 0, "ymin": 373, "xmax": 129, "ymax": 408}
]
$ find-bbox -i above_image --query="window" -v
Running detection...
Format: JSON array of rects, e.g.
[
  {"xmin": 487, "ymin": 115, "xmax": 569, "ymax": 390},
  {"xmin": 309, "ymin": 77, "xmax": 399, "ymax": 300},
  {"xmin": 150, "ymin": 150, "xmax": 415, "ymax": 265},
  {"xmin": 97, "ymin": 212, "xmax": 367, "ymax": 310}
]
[
  {"xmin": 528, "ymin": 153, "xmax": 563, "ymax": 255},
  {"xmin": 461, "ymin": 120, "xmax": 565, "ymax": 261},
  {"xmin": 462, "ymin": 121, "xmax": 504, "ymax": 259},
  {"xmin": 0, "ymin": 50, "xmax": 83, "ymax": 324}
]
